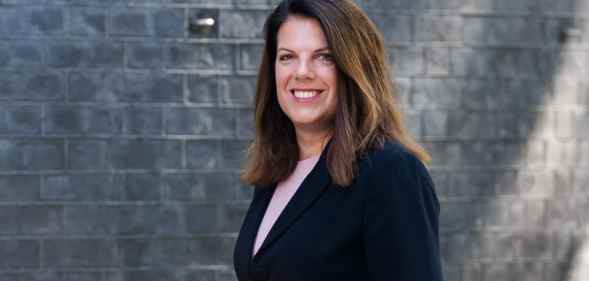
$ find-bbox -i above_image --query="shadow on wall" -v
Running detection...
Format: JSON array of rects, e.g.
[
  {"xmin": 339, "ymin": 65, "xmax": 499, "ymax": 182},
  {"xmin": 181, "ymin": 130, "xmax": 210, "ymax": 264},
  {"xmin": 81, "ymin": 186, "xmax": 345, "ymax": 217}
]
[{"xmin": 356, "ymin": 0, "xmax": 589, "ymax": 280}]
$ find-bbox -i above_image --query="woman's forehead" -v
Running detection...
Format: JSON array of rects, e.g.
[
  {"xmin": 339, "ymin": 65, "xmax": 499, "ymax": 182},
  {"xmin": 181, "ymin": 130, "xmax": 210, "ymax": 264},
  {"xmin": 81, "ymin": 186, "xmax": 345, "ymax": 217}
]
[{"xmin": 276, "ymin": 16, "xmax": 328, "ymax": 50}]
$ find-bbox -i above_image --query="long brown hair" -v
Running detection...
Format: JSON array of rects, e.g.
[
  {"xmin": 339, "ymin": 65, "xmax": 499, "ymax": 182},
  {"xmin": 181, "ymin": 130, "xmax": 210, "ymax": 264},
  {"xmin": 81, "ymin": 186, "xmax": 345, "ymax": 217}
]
[{"xmin": 241, "ymin": 0, "xmax": 430, "ymax": 187}]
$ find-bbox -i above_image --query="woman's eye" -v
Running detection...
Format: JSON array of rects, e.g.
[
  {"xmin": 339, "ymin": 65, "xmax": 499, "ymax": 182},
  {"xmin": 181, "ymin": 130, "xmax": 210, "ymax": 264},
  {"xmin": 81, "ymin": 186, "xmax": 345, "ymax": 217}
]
[
  {"xmin": 318, "ymin": 53, "xmax": 334, "ymax": 63},
  {"xmin": 279, "ymin": 54, "xmax": 293, "ymax": 61}
]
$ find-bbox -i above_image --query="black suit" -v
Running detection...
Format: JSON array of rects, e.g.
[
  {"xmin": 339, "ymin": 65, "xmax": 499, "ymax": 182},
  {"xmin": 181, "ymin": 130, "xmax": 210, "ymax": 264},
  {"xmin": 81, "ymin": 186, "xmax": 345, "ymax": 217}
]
[{"xmin": 233, "ymin": 140, "xmax": 444, "ymax": 281}]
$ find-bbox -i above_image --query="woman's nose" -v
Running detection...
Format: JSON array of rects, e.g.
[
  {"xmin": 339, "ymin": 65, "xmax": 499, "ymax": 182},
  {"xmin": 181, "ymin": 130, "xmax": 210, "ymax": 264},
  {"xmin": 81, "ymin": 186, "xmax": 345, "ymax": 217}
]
[{"xmin": 294, "ymin": 60, "xmax": 315, "ymax": 80}]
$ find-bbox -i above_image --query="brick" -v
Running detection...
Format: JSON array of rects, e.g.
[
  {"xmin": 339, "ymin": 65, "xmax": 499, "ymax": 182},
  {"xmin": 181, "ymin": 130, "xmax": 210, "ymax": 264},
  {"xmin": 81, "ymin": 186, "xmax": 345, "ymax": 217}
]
[
  {"xmin": 47, "ymin": 42, "xmax": 124, "ymax": 68},
  {"xmin": 42, "ymin": 174, "xmax": 123, "ymax": 201},
  {"xmin": 42, "ymin": 239, "xmax": 120, "ymax": 267},
  {"xmin": 389, "ymin": 47, "xmax": 423, "ymax": 77},
  {"xmin": 121, "ymin": 106, "xmax": 163, "ymax": 135},
  {"xmin": 0, "ymin": 8, "xmax": 31, "ymax": 36},
  {"xmin": 160, "ymin": 237, "xmax": 222, "ymax": 266},
  {"xmin": 460, "ymin": 142, "xmax": 495, "ymax": 167},
  {"xmin": 369, "ymin": 14, "xmax": 412, "ymax": 43},
  {"xmin": 446, "ymin": 111, "xmax": 495, "ymax": 140},
  {"xmin": 580, "ymin": 142, "xmax": 589, "ymax": 167},
  {"xmin": 165, "ymin": 108, "xmax": 235, "ymax": 137},
  {"xmin": 441, "ymin": 233, "xmax": 481, "ymax": 261},
  {"xmin": 0, "ymin": 205, "xmax": 62, "ymax": 235},
  {"xmin": 219, "ymin": 203, "xmax": 248, "ymax": 232},
  {"xmin": 123, "ymin": 270, "xmax": 184, "ymax": 281},
  {"xmin": 89, "ymin": 42, "xmax": 126, "ymax": 67},
  {"xmin": 0, "ymin": 44, "xmax": 8, "ymax": 66},
  {"xmin": 70, "ymin": 8, "xmax": 108, "ymax": 36},
  {"xmin": 58, "ymin": 272, "xmax": 104, "ymax": 281},
  {"xmin": 30, "ymin": 8, "xmax": 65, "ymax": 35},
  {"xmin": 219, "ymin": 10, "xmax": 266, "ymax": 38},
  {"xmin": 221, "ymin": 140, "xmax": 248, "ymax": 169},
  {"xmin": 163, "ymin": 172, "xmax": 235, "ymax": 201},
  {"xmin": 0, "ymin": 105, "xmax": 42, "ymax": 135},
  {"xmin": 495, "ymin": 111, "xmax": 536, "ymax": 140},
  {"xmin": 464, "ymin": 17, "xmax": 543, "ymax": 46},
  {"xmin": 4, "ymin": 41, "xmax": 43, "ymax": 67},
  {"xmin": 451, "ymin": 48, "xmax": 495, "ymax": 78},
  {"xmin": 119, "ymin": 239, "xmax": 160, "ymax": 267},
  {"xmin": 69, "ymin": 71, "xmax": 181, "ymax": 103},
  {"xmin": 185, "ymin": 204, "xmax": 219, "ymax": 233},
  {"xmin": 412, "ymin": 78, "xmax": 461, "ymax": 108},
  {"xmin": 126, "ymin": 43, "xmax": 165, "ymax": 69},
  {"xmin": 236, "ymin": 182, "xmax": 253, "ymax": 201},
  {"xmin": 67, "ymin": 140, "xmax": 111, "ymax": 170},
  {"xmin": 540, "ymin": 0, "xmax": 577, "ymax": 13},
  {"xmin": 0, "ymin": 71, "xmax": 65, "ymax": 101},
  {"xmin": 216, "ymin": 271, "xmax": 237, "ymax": 281},
  {"xmin": 0, "ymin": 175, "xmax": 39, "ymax": 201},
  {"xmin": 126, "ymin": 72, "xmax": 183, "ymax": 103},
  {"xmin": 492, "ymin": 0, "xmax": 542, "ymax": 13},
  {"xmin": 219, "ymin": 76, "xmax": 256, "ymax": 106},
  {"xmin": 218, "ymin": 236, "xmax": 236, "ymax": 264},
  {"xmin": 0, "ymin": 271, "xmax": 60, "ymax": 281},
  {"xmin": 124, "ymin": 173, "xmax": 161, "ymax": 201},
  {"xmin": 555, "ymin": 110, "xmax": 589, "ymax": 139},
  {"xmin": 153, "ymin": 8, "xmax": 185, "ymax": 38},
  {"xmin": 551, "ymin": 76, "xmax": 585, "ymax": 106},
  {"xmin": 187, "ymin": 75, "xmax": 219, "ymax": 105},
  {"xmin": 117, "ymin": 204, "xmax": 183, "ymax": 235},
  {"xmin": 450, "ymin": 171, "xmax": 496, "ymax": 198},
  {"xmin": 426, "ymin": 0, "xmax": 469, "ymax": 10},
  {"xmin": 186, "ymin": 140, "xmax": 221, "ymax": 169},
  {"xmin": 357, "ymin": 0, "xmax": 421, "ymax": 10},
  {"xmin": 428, "ymin": 170, "xmax": 450, "ymax": 199},
  {"xmin": 110, "ymin": 9, "xmax": 150, "ymax": 36},
  {"xmin": 237, "ymin": 108, "xmax": 254, "ymax": 139},
  {"xmin": 44, "ymin": 105, "xmax": 122, "ymax": 135},
  {"xmin": 423, "ymin": 141, "xmax": 461, "ymax": 167},
  {"xmin": 415, "ymin": 16, "xmax": 462, "ymax": 42},
  {"xmin": 403, "ymin": 109, "xmax": 421, "ymax": 138},
  {"xmin": 109, "ymin": 139, "xmax": 181, "ymax": 170},
  {"xmin": 64, "ymin": 205, "xmax": 119, "ymax": 235},
  {"xmin": 239, "ymin": 44, "xmax": 263, "ymax": 71},
  {"xmin": 439, "ymin": 201, "xmax": 476, "ymax": 231},
  {"xmin": 46, "ymin": 43, "xmax": 86, "ymax": 68},
  {"xmin": 0, "ymin": 240, "xmax": 39, "ymax": 268},
  {"xmin": 167, "ymin": 43, "xmax": 233, "ymax": 70},
  {"xmin": 234, "ymin": 0, "xmax": 269, "ymax": 5},
  {"xmin": 571, "ymin": 169, "xmax": 589, "ymax": 194},
  {"xmin": 424, "ymin": 47, "xmax": 450, "ymax": 75},
  {"xmin": 0, "ymin": 139, "xmax": 65, "ymax": 171},
  {"xmin": 503, "ymin": 78, "xmax": 544, "ymax": 108},
  {"xmin": 172, "ymin": 0, "xmax": 232, "ymax": 5}
]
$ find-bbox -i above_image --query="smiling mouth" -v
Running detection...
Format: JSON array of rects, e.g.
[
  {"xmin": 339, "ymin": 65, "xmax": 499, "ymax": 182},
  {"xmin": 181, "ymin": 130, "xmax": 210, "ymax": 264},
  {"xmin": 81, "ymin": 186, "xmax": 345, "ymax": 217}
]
[{"xmin": 291, "ymin": 90, "xmax": 324, "ymax": 99}]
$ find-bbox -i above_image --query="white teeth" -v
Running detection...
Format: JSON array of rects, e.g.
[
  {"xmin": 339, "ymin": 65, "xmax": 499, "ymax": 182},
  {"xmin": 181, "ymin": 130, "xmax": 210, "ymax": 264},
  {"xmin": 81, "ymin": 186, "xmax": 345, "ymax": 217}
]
[{"xmin": 293, "ymin": 90, "xmax": 319, "ymax": 99}]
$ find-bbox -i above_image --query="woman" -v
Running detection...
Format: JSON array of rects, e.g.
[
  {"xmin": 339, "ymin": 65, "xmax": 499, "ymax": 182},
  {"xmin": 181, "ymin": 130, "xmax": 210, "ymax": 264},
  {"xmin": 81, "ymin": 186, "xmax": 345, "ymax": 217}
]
[{"xmin": 234, "ymin": 0, "xmax": 444, "ymax": 280}]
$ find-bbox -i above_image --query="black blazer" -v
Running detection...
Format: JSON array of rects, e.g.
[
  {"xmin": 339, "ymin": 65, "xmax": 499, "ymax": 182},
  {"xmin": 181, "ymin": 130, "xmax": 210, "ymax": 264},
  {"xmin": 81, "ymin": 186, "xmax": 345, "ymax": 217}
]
[{"xmin": 233, "ymin": 140, "xmax": 444, "ymax": 281}]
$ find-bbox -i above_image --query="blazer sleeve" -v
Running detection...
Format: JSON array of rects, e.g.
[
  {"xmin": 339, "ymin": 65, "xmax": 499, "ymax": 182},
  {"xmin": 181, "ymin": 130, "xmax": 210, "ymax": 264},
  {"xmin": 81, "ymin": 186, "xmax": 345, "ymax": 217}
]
[{"xmin": 362, "ymin": 149, "xmax": 444, "ymax": 281}]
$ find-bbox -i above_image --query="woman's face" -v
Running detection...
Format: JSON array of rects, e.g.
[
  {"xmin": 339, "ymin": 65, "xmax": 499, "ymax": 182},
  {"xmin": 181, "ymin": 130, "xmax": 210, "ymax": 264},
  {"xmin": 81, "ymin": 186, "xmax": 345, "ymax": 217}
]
[{"xmin": 275, "ymin": 15, "xmax": 338, "ymax": 134}]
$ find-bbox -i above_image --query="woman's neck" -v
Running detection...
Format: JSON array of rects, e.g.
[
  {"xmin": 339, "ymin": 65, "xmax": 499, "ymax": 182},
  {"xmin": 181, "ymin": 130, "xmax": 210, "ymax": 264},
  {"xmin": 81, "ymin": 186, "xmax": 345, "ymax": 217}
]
[{"xmin": 295, "ymin": 128, "xmax": 332, "ymax": 160}]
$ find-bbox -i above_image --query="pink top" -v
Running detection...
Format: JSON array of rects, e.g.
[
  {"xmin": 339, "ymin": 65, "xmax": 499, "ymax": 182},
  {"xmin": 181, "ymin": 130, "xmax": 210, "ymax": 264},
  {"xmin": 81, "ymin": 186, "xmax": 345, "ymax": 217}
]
[{"xmin": 252, "ymin": 154, "xmax": 321, "ymax": 257}]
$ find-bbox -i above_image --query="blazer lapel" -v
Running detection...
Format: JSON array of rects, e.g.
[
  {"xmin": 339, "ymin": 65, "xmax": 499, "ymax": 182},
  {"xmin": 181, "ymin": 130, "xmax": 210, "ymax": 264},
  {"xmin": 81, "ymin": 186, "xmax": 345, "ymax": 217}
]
[
  {"xmin": 252, "ymin": 148, "xmax": 332, "ymax": 260},
  {"xmin": 236, "ymin": 183, "xmax": 276, "ymax": 266}
]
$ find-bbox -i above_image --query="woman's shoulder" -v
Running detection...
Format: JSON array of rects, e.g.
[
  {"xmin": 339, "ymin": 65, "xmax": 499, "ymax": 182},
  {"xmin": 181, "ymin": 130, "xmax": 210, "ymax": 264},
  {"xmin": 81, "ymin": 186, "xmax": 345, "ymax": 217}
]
[
  {"xmin": 357, "ymin": 139, "xmax": 432, "ymax": 187},
  {"xmin": 360, "ymin": 140, "xmax": 421, "ymax": 169}
]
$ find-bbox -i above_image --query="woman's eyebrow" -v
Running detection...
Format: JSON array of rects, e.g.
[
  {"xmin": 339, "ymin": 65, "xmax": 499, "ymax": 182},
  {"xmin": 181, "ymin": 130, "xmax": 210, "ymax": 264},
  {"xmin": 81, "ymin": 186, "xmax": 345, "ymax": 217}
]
[{"xmin": 277, "ymin": 47, "xmax": 331, "ymax": 53}]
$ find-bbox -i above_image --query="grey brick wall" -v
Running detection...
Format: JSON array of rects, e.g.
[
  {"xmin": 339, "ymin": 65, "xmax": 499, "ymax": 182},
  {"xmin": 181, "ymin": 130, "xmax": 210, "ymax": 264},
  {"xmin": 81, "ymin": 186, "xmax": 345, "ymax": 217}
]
[{"xmin": 0, "ymin": 0, "xmax": 587, "ymax": 280}]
